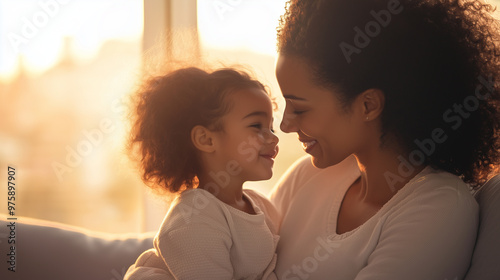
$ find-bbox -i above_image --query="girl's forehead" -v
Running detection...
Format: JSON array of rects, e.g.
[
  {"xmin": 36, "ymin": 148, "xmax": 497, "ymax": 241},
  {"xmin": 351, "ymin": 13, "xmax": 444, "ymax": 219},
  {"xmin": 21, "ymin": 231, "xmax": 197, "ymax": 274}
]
[{"xmin": 225, "ymin": 88, "xmax": 273, "ymax": 115}]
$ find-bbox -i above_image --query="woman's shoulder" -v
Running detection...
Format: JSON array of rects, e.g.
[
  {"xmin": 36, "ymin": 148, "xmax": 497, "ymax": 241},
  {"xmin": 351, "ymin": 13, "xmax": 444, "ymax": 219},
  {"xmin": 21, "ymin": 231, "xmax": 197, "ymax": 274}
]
[
  {"xmin": 411, "ymin": 167, "xmax": 477, "ymax": 200},
  {"xmin": 387, "ymin": 166, "xmax": 479, "ymax": 220}
]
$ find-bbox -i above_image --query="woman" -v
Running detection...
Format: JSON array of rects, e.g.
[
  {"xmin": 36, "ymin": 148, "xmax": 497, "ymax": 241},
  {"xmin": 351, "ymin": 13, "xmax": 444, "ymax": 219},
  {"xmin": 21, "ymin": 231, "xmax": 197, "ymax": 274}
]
[{"xmin": 270, "ymin": 0, "xmax": 500, "ymax": 279}]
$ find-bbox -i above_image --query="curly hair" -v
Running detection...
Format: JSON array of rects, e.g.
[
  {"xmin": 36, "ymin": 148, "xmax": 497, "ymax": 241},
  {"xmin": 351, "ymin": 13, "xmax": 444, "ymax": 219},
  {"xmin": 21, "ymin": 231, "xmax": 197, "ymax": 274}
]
[
  {"xmin": 277, "ymin": 0, "xmax": 500, "ymax": 188},
  {"xmin": 128, "ymin": 67, "xmax": 269, "ymax": 194}
]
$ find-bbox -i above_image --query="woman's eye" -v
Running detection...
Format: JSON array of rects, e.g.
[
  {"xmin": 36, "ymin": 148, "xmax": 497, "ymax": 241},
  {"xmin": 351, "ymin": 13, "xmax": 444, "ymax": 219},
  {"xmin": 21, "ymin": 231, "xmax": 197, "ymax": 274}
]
[
  {"xmin": 293, "ymin": 110, "xmax": 306, "ymax": 115},
  {"xmin": 286, "ymin": 100, "xmax": 307, "ymax": 116}
]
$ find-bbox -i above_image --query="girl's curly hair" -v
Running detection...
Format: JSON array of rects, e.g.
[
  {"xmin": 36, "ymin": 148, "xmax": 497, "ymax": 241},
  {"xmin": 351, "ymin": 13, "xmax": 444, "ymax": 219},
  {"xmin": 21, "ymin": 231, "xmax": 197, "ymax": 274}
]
[
  {"xmin": 278, "ymin": 0, "xmax": 500, "ymax": 188},
  {"xmin": 128, "ymin": 67, "xmax": 268, "ymax": 194}
]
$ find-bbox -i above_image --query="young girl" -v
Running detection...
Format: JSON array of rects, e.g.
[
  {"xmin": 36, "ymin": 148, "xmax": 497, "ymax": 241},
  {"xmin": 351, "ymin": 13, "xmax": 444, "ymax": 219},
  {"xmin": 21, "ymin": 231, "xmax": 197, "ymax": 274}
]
[{"xmin": 124, "ymin": 67, "xmax": 280, "ymax": 280}]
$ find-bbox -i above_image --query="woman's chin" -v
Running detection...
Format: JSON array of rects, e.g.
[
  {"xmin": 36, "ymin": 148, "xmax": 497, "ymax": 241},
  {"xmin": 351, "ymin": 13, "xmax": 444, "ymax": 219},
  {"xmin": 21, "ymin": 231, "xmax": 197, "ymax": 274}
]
[
  {"xmin": 311, "ymin": 156, "xmax": 329, "ymax": 169},
  {"xmin": 310, "ymin": 155, "xmax": 342, "ymax": 169}
]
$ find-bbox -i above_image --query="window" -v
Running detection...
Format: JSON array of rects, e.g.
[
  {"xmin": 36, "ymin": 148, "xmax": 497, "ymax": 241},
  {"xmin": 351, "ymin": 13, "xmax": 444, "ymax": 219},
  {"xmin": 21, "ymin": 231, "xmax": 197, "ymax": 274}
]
[
  {"xmin": 196, "ymin": 0, "xmax": 302, "ymax": 194},
  {"xmin": 1, "ymin": 0, "xmax": 144, "ymax": 233},
  {"xmin": 0, "ymin": 0, "xmax": 302, "ymax": 233}
]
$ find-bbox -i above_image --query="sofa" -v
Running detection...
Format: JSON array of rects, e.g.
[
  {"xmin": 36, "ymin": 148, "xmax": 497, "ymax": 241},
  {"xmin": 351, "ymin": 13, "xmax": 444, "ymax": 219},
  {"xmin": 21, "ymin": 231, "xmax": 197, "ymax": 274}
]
[
  {"xmin": 0, "ymin": 217, "xmax": 155, "ymax": 280},
  {"xmin": 1, "ymin": 174, "xmax": 499, "ymax": 280}
]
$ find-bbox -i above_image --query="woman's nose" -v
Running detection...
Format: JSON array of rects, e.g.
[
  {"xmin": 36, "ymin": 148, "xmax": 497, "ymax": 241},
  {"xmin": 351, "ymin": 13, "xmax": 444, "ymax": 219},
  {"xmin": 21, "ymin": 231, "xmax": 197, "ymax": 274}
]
[{"xmin": 280, "ymin": 108, "xmax": 299, "ymax": 133}]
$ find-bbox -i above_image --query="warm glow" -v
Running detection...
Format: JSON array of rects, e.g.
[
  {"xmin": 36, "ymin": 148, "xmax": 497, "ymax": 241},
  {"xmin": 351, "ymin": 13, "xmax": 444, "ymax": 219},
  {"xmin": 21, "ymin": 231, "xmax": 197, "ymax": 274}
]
[
  {"xmin": 0, "ymin": 0, "xmax": 302, "ymax": 233},
  {"xmin": 197, "ymin": 0, "xmax": 286, "ymax": 55},
  {"xmin": 0, "ymin": 0, "xmax": 143, "ymax": 79},
  {"xmin": 0, "ymin": 0, "xmax": 145, "ymax": 233}
]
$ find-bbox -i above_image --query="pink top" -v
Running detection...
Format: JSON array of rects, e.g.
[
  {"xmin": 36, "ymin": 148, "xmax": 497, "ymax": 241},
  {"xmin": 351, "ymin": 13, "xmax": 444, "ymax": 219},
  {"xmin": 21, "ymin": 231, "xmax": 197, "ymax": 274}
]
[{"xmin": 270, "ymin": 155, "xmax": 478, "ymax": 280}]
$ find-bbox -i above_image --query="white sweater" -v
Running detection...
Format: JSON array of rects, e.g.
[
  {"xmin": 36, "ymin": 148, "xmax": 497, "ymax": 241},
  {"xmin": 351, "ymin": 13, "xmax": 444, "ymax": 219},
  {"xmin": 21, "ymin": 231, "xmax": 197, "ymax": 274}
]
[
  {"xmin": 269, "ymin": 155, "xmax": 478, "ymax": 280},
  {"xmin": 125, "ymin": 188, "xmax": 280, "ymax": 280}
]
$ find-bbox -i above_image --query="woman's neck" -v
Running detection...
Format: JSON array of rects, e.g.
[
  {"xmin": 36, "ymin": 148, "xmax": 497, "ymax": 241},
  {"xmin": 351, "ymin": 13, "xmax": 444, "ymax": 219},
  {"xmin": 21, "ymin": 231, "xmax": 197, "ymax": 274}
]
[{"xmin": 353, "ymin": 146, "xmax": 425, "ymax": 207}]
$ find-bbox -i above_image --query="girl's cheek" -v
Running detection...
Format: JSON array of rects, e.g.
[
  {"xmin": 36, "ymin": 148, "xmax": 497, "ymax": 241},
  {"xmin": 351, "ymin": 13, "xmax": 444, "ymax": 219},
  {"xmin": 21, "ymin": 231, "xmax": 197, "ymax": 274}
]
[{"xmin": 257, "ymin": 133, "xmax": 266, "ymax": 145}]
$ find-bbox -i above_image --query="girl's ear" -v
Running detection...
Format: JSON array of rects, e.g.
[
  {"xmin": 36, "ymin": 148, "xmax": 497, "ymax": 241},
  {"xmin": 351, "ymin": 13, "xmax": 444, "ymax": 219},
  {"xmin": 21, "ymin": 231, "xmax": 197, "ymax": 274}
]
[{"xmin": 191, "ymin": 125, "xmax": 216, "ymax": 153}]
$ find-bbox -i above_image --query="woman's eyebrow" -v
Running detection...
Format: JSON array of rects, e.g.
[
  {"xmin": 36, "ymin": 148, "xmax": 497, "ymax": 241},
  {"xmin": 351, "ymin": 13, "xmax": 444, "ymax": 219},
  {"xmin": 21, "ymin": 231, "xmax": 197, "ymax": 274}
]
[{"xmin": 283, "ymin": 94, "xmax": 307, "ymax": 101}]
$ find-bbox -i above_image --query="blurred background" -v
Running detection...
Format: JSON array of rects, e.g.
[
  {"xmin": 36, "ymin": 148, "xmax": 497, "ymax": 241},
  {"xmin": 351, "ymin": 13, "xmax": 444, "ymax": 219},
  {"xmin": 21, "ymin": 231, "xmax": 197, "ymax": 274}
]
[
  {"xmin": 0, "ymin": 0, "xmax": 305, "ymax": 233},
  {"xmin": 4, "ymin": 0, "xmax": 498, "ymax": 234}
]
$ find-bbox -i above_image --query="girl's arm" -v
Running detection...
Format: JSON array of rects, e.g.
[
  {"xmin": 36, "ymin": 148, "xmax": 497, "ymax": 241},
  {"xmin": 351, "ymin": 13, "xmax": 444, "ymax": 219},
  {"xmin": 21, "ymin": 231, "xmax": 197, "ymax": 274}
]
[
  {"xmin": 125, "ymin": 190, "xmax": 235, "ymax": 280},
  {"xmin": 157, "ymin": 221, "xmax": 234, "ymax": 279},
  {"xmin": 125, "ymin": 248, "xmax": 176, "ymax": 280},
  {"xmin": 125, "ymin": 222, "xmax": 233, "ymax": 280}
]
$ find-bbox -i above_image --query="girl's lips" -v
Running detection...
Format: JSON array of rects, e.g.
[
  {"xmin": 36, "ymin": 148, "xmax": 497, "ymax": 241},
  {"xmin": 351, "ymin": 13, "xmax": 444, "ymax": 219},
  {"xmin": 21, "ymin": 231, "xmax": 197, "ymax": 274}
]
[
  {"xmin": 301, "ymin": 140, "xmax": 318, "ymax": 153},
  {"xmin": 260, "ymin": 155, "xmax": 275, "ymax": 161},
  {"xmin": 259, "ymin": 149, "xmax": 278, "ymax": 162},
  {"xmin": 259, "ymin": 152, "xmax": 277, "ymax": 160},
  {"xmin": 259, "ymin": 155, "xmax": 276, "ymax": 167}
]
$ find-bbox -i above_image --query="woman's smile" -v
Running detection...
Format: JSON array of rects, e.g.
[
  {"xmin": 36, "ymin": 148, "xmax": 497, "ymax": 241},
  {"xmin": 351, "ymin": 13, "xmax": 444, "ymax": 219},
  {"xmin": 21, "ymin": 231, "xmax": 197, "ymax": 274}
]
[
  {"xmin": 276, "ymin": 54, "xmax": 363, "ymax": 168},
  {"xmin": 300, "ymin": 139, "xmax": 318, "ymax": 153}
]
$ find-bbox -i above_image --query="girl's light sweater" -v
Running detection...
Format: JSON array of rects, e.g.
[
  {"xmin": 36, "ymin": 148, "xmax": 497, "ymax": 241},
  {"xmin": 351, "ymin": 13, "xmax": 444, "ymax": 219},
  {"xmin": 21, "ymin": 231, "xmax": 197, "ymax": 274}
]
[{"xmin": 125, "ymin": 188, "xmax": 280, "ymax": 280}]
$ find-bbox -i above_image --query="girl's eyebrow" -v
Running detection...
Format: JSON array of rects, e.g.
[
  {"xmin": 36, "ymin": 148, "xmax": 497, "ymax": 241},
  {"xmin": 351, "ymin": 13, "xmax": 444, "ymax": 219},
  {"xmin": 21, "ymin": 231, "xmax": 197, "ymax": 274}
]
[
  {"xmin": 283, "ymin": 94, "xmax": 307, "ymax": 101},
  {"xmin": 242, "ymin": 111, "xmax": 268, "ymax": 120}
]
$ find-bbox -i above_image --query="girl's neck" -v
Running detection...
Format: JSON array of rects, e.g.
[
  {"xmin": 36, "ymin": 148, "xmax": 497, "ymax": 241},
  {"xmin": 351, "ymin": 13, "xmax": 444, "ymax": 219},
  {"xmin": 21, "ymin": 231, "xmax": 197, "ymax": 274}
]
[{"xmin": 197, "ymin": 175, "xmax": 256, "ymax": 215}]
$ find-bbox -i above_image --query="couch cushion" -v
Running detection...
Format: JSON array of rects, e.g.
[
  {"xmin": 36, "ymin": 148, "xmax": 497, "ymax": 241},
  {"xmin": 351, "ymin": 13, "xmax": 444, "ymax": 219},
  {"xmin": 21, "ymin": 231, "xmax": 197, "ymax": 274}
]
[
  {"xmin": 0, "ymin": 216, "xmax": 154, "ymax": 280},
  {"xmin": 465, "ymin": 174, "xmax": 500, "ymax": 280}
]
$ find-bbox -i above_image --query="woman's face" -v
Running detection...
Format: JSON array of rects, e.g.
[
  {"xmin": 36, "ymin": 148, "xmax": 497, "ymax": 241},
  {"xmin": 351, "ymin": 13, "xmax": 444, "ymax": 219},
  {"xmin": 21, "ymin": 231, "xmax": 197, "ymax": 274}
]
[{"xmin": 276, "ymin": 54, "xmax": 366, "ymax": 168}]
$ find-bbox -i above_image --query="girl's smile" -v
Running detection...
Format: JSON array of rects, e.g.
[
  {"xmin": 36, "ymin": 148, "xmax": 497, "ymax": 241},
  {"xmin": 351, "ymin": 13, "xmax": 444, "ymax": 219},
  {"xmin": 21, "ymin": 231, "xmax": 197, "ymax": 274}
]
[{"xmin": 211, "ymin": 87, "xmax": 279, "ymax": 182}]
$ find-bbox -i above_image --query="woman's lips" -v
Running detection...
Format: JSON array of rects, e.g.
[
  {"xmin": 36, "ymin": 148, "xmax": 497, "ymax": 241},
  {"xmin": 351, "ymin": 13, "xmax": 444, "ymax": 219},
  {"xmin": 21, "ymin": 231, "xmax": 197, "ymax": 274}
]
[{"xmin": 301, "ymin": 140, "xmax": 318, "ymax": 153}]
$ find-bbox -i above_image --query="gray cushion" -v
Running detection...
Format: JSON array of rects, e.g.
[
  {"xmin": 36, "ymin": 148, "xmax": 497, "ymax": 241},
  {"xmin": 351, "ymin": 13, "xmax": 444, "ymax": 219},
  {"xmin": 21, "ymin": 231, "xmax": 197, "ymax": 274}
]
[
  {"xmin": 0, "ymin": 216, "xmax": 154, "ymax": 280},
  {"xmin": 465, "ymin": 174, "xmax": 500, "ymax": 280}
]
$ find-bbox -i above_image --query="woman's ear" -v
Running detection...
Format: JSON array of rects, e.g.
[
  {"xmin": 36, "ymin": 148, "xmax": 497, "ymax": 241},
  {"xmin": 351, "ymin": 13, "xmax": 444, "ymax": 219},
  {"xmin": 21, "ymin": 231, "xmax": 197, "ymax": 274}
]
[
  {"xmin": 359, "ymin": 88, "xmax": 385, "ymax": 122},
  {"xmin": 191, "ymin": 125, "xmax": 216, "ymax": 153}
]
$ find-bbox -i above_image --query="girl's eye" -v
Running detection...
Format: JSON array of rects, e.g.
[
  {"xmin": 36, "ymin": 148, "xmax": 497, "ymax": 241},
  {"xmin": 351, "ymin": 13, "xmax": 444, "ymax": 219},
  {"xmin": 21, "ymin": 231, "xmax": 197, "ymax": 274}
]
[
  {"xmin": 250, "ymin": 123, "xmax": 262, "ymax": 129},
  {"xmin": 250, "ymin": 123, "xmax": 274, "ymax": 133}
]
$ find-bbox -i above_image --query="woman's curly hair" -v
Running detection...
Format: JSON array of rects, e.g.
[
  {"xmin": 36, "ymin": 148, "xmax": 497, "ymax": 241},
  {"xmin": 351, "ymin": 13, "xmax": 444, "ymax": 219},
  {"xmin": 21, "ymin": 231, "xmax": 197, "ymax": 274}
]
[
  {"xmin": 128, "ymin": 67, "xmax": 268, "ymax": 194},
  {"xmin": 278, "ymin": 0, "xmax": 500, "ymax": 188}
]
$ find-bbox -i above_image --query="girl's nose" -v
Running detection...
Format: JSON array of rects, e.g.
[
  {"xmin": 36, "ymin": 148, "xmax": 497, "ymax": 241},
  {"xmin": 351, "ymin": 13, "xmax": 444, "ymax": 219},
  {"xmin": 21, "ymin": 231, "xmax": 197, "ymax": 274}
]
[
  {"xmin": 269, "ymin": 130, "xmax": 279, "ymax": 145},
  {"xmin": 263, "ymin": 129, "xmax": 279, "ymax": 145}
]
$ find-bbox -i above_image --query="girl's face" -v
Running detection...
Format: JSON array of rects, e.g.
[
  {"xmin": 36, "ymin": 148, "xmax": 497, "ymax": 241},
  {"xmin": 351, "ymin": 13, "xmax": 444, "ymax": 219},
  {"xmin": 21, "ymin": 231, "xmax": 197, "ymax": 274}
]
[
  {"xmin": 276, "ymin": 54, "xmax": 366, "ymax": 168},
  {"xmin": 212, "ymin": 88, "xmax": 279, "ymax": 182}
]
